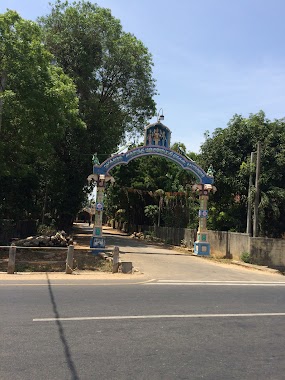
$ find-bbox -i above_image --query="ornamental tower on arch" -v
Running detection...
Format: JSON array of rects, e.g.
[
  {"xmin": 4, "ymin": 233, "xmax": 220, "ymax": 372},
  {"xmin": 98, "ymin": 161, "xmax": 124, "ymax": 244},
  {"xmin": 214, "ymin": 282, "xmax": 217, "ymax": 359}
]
[{"xmin": 144, "ymin": 121, "xmax": 171, "ymax": 148}]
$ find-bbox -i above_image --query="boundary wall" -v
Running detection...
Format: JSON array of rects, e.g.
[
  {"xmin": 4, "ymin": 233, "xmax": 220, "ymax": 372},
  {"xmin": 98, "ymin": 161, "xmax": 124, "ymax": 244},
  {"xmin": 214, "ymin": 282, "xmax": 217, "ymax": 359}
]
[{"xmin": 126, "ymin": 223, "xmax": 285, "ymax": 271}]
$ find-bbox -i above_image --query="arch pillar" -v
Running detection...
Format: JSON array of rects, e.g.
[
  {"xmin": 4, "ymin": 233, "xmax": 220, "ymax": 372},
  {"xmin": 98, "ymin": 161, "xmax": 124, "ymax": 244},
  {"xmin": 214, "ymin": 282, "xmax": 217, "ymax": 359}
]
[
  {"xmin": 87, "ymin": 174, "xmax": 115, "ymax": 251},
  {"xmin": 192, "ymin": 184, "xmax": 217, "ymax": 256}
]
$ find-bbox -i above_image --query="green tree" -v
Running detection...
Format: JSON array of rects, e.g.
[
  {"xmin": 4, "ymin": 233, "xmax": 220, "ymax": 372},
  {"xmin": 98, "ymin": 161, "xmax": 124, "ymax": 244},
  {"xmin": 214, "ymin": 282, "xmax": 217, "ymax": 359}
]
[
  {"xmin": 144, "ymin": 205, "xmax": 159, "ymax": 226},
  {"xmin": 199, "ymin": 111, "xmax": 285, "ymax": 237},
  {"xmin": 104, "ymin": 143, "xmax": 199, "ymax": 229},
  {"xmin": 38, "ymin": 0, "xmax": 156, "ymax": 158},
  {"xmin": 0, "ymin": 11, "xmax": 85, "ymax": 228}
]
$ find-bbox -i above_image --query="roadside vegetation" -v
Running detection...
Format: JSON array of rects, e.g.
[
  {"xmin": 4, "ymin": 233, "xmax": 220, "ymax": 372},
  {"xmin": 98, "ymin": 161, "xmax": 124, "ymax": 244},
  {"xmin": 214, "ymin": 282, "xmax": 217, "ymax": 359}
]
[
  {"xmin": 0, "ymin": 1, "xmax": 156, "ymax": 235},
  {"xmin": 1, "ymin": 1, "xmax": 285, "ymax": 243}
]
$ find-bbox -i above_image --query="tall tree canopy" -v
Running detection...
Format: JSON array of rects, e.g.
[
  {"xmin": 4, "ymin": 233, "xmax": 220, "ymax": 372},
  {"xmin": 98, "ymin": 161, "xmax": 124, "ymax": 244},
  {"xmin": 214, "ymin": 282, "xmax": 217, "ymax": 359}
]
[
  {"xmin": 1, "ymin": 2, "xmax": 157, "ymax": 231},
  {"xmin": 38, "ymin": 0, "xmax": 156, "ymax": 158},
  {"xmin": 0, "ymin": 10, "xmax": 85, "ymax": 227}
]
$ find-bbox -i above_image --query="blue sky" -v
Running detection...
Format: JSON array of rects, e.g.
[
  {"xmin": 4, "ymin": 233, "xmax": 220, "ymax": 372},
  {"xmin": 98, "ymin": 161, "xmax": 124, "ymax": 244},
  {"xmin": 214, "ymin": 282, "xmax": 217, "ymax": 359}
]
[{"xmin": 1, "ymin": 0, "xmax": 285, "ymax": 152}]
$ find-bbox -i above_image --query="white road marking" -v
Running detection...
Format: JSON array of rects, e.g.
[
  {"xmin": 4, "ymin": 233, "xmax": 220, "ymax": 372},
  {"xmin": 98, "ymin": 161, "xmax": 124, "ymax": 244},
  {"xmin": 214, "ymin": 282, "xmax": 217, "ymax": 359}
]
[
  {"xmin": 144, "ymin": 280, "xmax": 285, "ymax": 286},
  {"xmin": 33, "ymin": 313, "xmax": 285, "ymax": 322},
  {"xmin": 0, "ymin": 279, "xmax": 156, "ymax": 287},
  {"xmin": 157, "ymin": 280, "xmax": 285, "ymax": 283}
]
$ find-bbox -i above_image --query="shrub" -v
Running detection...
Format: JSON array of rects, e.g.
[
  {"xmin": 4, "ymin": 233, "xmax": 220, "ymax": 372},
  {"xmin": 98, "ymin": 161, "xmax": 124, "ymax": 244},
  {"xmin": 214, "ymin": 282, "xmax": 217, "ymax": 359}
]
[
  {"xmin": 37, "ymin": 224, "xmax": 57, "ymax": 236},
  {"xmin": 241, "ymin": 251, "xmax": 251, "ymax": 263}
]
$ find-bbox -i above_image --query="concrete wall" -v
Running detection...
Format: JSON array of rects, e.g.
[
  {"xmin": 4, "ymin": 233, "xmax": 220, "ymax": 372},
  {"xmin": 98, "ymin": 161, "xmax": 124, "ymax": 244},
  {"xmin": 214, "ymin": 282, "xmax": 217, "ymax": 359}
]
[
  {"xmin": 153, "ymin": 226, "xmax": 184, "ymax": 246},
  {"xmin": 153, "ymin": 226, "xmax": 196, "ymax": 247},
  {"xmin": 207, "ymin": 230, "xmax": 228, "ymax": 258},
  {"xmin": 208, "ymin": 231, "xmax": 250, "ymax": 260},
  {"xmin": 127, "ymin": 225, "xmax": 196, "ymax": 247},
  {"xmin": 228, "ymin": 232, "xmax": 250, "ymax": 260},
  {"xmin": 250, "ymin": 237, "xmax": 285, "ymax": 270},
  {"xmin": 184, "ymin": 228, "xmax": 197, "ymax": 248},
  {"xmin": 124, "ymin": 223, "xmax": 285, "ymax": 270}
]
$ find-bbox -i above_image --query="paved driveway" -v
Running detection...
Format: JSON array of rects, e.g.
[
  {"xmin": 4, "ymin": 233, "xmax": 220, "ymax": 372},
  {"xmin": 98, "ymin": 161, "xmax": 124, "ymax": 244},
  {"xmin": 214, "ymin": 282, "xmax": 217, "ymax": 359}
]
[{"xmin": 102, "ymin": 227, "xmax": 285, "ymax": 283}]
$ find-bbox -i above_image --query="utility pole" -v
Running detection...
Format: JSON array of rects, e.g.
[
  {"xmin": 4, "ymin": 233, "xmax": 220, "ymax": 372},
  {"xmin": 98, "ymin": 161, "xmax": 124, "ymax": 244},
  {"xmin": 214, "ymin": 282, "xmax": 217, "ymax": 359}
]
[
  {"xmin": 253, "ymin": 142, "xmax": 261, "ymax": 237},
  {"xmin": 246, "ymin": 152, "xmax": 255, "ymax": 236}
]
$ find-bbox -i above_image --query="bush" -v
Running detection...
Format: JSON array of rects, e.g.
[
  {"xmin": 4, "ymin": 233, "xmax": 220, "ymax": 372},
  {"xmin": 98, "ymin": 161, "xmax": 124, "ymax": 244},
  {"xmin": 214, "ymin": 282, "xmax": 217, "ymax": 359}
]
[
  {"xmin": 37, "ymin": 224, "xmax": 57, "ymax": 236},
  {"xmin": 144, "ymin": 230, "xmax": 154, "ymax": 238},
  {"xmin": 241, "ymin": 251, "xmax": 251, "ymax": 263}
]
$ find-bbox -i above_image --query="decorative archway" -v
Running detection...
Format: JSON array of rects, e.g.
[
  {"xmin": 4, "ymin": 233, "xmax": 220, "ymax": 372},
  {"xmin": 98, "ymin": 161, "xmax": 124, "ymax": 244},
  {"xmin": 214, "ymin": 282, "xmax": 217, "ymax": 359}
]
[{"xmin": 88, "ymin": 120, "xmax": 216, "ymax": 255}]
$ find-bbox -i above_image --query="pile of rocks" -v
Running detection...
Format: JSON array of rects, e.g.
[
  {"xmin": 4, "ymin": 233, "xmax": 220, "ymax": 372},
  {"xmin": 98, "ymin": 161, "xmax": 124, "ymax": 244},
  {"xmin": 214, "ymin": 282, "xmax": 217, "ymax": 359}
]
[
  {"xmin": 130, "ymin": 232, "xmax": 145, "ymax": 240},
  {"xmin": 14, "ymin": 231, "xmax": 71, "ymax": 247},
  {"xmin": 131, "ymin": 231, "xmax": 163, "ymax": 243}
]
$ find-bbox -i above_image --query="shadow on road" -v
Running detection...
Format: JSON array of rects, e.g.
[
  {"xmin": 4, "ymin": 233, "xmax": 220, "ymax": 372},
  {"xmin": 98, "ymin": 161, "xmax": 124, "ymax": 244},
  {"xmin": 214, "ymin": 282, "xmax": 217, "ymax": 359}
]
[
  {"xmin": 105, "ymin": 234, "xmax": 186, "ymax": 253},
  {"xmin": 72, "ymin": 223, "xmax": 190, "ymax": 256},
  {"xmin": 46, "ymin": 273, "xmax": 80, "ymax": 380},
  {"xmin": 118, "ymin": 250, "xmax": 191, "ymax": 256},
  {"xmin": 73, "ymin": 223, "xmax": 168, "ymax": 249}
]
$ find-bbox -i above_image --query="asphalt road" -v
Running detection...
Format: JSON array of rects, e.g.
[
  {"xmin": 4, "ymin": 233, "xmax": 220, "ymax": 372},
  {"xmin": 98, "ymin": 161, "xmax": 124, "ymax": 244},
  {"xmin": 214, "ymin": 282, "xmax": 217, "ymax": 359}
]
[
  {"xmin": 102, "ymin": 227, "xmax": 285, "ymax": 283},
  {"xmin": 1, "ymin": 280, "xmax": 285, "ymax": 380},
  {"xmin": 1, "ymin": 226, "xmax": 285, "ymax": 379}
]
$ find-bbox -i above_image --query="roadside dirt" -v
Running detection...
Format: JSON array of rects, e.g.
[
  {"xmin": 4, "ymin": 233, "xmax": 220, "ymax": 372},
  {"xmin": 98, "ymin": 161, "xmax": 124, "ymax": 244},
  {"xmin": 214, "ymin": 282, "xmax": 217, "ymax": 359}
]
[
  {"xmin": 0, "ymin": 224, "xmax": 112, "ymax": 273},
  {"xmin": 0, "ymin": 224, "xmax": 144, "ymax": 280}
]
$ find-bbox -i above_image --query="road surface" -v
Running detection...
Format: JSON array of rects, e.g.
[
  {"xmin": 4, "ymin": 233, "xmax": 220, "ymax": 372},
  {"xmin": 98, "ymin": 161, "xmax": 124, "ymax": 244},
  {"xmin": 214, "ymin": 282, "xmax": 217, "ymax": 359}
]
[{"xmin": 1, "ymin": 225, "xmax": 285, "ymax": 379}]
